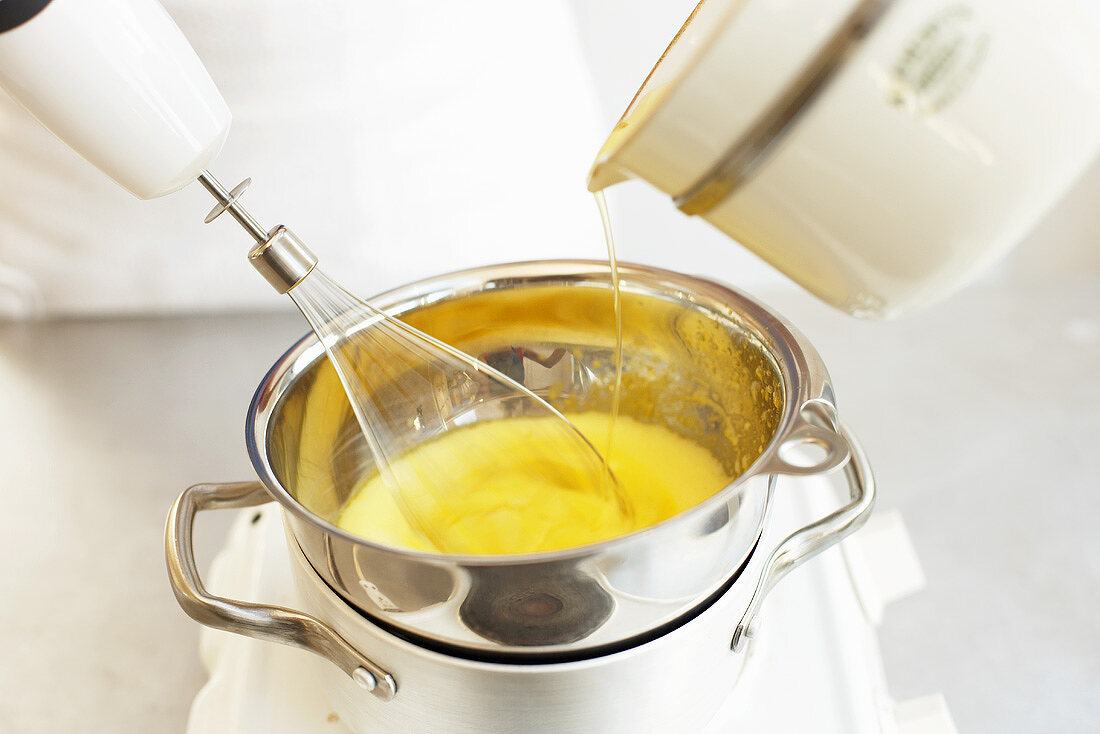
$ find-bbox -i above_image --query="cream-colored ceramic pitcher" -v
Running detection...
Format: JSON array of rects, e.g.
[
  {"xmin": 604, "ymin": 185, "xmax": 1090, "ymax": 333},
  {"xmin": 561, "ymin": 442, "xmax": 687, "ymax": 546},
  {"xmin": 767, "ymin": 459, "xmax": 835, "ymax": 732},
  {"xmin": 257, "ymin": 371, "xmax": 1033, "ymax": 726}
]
[{"xmin": 589, "ymin": 0, "xmax": 1100, "ymax": 317}]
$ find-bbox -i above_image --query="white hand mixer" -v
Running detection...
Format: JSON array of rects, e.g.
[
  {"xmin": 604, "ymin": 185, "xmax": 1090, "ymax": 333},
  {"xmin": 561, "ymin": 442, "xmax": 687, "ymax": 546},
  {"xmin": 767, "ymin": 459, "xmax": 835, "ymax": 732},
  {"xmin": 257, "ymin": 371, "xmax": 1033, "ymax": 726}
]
[{"xmin": 0, "ymin": 0, "xmax": 628, "ymax": 551}]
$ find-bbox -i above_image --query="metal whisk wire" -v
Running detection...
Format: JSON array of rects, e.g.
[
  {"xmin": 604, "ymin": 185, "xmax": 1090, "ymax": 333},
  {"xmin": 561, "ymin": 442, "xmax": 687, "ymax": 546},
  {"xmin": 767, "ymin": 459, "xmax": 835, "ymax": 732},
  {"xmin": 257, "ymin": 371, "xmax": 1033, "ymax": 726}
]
[{"xmin": 193, "ymin": 172, "xmax": 630, "ymax": 552}]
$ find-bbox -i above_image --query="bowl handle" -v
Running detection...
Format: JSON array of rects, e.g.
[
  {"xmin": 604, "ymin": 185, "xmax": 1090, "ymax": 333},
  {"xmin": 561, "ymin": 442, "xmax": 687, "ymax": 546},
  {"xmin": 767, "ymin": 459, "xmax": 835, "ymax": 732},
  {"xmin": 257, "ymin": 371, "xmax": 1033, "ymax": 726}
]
[
  {"xmin": 731, "ymin": 421, "xmax": 875, "ymax": 651},
  {"xmin": 165, "ymin": 481, "xmax": 397, "ymax": 700}
]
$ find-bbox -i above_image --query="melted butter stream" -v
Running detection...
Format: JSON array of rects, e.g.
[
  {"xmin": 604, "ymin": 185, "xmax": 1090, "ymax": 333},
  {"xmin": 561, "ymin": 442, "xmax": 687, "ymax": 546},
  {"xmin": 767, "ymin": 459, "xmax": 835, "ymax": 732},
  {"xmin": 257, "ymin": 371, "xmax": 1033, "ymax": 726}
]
[
  {"xmin": 337, "ymin": 412, "xmax": 731, "ymax": 554},
  {"xmin": 594, "ymin": 189, "xmax": 624, "ymax": 468}
]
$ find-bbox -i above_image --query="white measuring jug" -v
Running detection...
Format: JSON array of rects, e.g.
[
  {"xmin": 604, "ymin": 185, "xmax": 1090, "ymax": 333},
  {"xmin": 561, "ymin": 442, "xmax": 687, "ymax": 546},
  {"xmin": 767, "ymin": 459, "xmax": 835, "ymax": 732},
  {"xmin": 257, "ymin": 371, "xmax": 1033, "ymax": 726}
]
[{"xmin": 589, "ymin": 0, "xmax": 1100, "ymax": 317}]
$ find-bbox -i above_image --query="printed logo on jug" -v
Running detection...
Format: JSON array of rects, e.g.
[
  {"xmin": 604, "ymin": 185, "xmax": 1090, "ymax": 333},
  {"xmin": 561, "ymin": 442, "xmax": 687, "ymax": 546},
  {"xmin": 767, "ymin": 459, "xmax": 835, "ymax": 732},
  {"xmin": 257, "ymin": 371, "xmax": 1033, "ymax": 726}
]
[
  {"xmin": 0, "ymin": 0, "xmax": 53, "ymax": 34},
  {"xmin": 887, "ymin": 5, "xmax": 990, "ymax": 115}
]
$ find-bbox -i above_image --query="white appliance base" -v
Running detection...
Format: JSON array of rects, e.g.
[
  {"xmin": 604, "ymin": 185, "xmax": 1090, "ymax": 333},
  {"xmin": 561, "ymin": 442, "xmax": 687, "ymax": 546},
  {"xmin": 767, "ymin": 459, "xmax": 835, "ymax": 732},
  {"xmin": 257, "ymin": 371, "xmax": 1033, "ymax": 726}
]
[{"xmin": 185, "ymin": 480, "xmax": 953, "ymax": 733}]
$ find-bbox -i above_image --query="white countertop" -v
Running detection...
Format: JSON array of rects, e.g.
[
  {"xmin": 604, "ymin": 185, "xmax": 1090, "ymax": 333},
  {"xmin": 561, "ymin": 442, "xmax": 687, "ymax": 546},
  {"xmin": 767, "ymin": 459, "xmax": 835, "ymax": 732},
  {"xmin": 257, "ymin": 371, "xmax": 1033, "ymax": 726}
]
[{"xmin": 1, "ymin": 277, "xmax": 1097, "ymax": 733}]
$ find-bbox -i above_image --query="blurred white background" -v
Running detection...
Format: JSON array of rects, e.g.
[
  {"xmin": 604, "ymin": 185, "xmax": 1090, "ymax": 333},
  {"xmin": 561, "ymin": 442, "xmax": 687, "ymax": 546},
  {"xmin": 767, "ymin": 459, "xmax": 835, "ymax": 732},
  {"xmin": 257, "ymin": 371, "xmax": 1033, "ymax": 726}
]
[{"xmin": 1, "ymin": 0, "xmax": 1094, "ymax": 319}]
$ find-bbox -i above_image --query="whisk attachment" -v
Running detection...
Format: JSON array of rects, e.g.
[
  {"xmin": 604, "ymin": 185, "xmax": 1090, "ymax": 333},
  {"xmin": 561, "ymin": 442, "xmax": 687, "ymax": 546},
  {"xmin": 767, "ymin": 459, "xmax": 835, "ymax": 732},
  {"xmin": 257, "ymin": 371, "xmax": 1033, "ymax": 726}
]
[
  {"xmin": 194, "ymin": 169, "xmax": 632, "ymax": 553},
  {"xmin": 197, "ymin": 170, "xmax": 317, "ymax": 293}
]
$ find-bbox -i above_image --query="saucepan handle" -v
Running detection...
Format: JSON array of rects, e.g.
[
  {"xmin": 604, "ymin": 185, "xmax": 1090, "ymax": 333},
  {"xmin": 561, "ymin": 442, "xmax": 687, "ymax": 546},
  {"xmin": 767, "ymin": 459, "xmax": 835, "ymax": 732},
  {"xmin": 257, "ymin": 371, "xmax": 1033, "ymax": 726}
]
[
  {"xmin": 731, "ymin": 421, "xmax": 875, "ymax": 651},
  {"xmin": 165, "ymin": 481, "xmax": 397, "ymax": 700}
]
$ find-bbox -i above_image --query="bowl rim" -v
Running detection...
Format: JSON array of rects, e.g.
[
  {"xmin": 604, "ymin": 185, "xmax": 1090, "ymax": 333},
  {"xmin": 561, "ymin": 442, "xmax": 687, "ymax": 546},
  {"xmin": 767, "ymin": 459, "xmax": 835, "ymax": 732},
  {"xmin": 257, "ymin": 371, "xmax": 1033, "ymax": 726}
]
[{"xmin": 245, "ymin": 259, "xmax": 834, "ymax": 565}]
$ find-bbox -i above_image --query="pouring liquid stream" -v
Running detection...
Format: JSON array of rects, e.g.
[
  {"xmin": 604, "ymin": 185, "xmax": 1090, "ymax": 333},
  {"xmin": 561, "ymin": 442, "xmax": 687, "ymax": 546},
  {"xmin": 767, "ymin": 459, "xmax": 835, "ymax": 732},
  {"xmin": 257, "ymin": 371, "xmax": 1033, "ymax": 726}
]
[{"xmin": 594, "ymin": 190, "xmax": 624, "ymax": 465}]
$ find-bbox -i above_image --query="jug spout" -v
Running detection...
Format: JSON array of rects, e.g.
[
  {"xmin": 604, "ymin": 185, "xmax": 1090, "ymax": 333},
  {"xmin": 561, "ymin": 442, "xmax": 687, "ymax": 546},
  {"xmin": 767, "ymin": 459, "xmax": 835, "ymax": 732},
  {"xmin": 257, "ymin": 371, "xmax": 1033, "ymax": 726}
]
[
  {"xmin": 586, "ymin": 157, "xmax": 628, "ymax": 193},
  {"xmin": 586, "ymin": 122, "xmax": 633, "ymax": 192}
]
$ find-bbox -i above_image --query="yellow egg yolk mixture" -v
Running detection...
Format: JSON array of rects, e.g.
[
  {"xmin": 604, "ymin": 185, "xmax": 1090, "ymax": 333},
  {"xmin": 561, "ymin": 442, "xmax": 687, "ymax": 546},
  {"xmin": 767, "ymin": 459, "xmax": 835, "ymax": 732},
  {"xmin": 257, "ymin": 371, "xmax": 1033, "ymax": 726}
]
[{"xmin": 336, "ymin": 412, "xmax": 731, "ymax": 555}]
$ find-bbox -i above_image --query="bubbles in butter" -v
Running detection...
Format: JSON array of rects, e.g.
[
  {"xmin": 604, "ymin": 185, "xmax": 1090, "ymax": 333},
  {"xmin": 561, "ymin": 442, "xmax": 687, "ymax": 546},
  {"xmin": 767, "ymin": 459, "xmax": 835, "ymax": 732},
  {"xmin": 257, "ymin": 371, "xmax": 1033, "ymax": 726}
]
[{"xmin": 337, "ymin": 412, "xmax": 732, "ymax": 555}]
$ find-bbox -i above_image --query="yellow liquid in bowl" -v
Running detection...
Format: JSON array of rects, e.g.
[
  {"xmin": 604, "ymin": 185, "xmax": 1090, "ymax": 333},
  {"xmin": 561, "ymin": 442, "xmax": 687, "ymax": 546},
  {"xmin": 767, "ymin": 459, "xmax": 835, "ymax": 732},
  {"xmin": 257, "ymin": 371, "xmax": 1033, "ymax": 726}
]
[{"xmin": 336, "ymin": 412, "xmax": 732, "ymax": 555}]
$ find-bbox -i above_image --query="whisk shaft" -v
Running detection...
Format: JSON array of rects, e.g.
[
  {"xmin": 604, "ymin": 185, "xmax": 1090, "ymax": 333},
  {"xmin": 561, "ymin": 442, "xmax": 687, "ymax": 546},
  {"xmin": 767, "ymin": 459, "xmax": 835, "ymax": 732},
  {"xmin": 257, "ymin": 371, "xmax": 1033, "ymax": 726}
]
[{"xmin": 197, "ymin": 170, "xmax": 269, "ymax": 243}]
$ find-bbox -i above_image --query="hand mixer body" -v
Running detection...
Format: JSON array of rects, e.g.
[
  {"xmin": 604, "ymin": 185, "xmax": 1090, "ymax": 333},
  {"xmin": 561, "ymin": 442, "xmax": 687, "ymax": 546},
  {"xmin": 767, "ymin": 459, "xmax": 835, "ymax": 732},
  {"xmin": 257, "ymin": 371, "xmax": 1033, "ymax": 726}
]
[
  {"xmin": 0, "ymin": 0, "xmax": 309, "ymax": 288},
  {"xmin": 0, "ymin": 0, "xmax": 230, "ymax": 199}
]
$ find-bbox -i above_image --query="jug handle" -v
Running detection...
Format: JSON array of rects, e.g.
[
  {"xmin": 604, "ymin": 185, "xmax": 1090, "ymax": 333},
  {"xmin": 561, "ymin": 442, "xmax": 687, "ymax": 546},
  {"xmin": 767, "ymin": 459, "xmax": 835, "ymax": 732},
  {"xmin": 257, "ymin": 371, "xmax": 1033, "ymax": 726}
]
[
  {"xmin": 165, "ymin": 481, "xmax": 397, "ymax": 700},
  {"xmin": 731, "ymin": 421, "xmax": 875, "ymax": 651}
]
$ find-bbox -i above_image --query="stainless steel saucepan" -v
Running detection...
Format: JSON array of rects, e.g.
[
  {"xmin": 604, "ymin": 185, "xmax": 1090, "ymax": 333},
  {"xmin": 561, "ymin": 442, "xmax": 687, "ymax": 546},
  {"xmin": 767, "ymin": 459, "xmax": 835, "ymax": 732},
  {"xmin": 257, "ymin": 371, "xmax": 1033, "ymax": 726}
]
[{"xmin": 166, "ymin": 261, "xmax": 873, "ymax": 707}]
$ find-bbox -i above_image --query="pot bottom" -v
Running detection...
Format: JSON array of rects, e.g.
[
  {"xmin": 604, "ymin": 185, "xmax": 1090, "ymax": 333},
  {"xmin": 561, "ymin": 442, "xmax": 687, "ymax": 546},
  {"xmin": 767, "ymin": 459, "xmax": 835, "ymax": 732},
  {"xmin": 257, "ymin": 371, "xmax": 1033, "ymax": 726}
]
[
  {"xmin": 282, "ymin": 509, "xmax": 777, "ymax": 734},
  {"xmin": 303, "ymin": 532, "xmax": 762, "ymax": 667}
]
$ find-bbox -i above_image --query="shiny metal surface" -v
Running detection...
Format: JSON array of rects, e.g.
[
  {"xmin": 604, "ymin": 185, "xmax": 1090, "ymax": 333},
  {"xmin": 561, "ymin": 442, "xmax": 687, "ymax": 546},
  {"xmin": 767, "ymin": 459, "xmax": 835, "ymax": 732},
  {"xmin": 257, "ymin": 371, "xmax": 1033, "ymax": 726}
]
[
  {"xmin": 197, "ymin": 171, "xmax": 318, "ymax": 293},
  {"xmin": 196, "ymin": 171, "xmax": 268, "ymax": 243},
  {"xmin": 162, "ymin": 431, "xmax": 874, "ymax": 719},
  {"xmin": 244, "ymin": 260, "xmax": 861, "ymax": 655},
  {"xmin": 674, "ymin": 0, "xmax": 895, "ymax": 216},
  {"xmin": 732, "ymin": 418, "xmax": 875, "ymax": 651},
  {"xmin": 165, "ymin": 480, "xmax": 396, "ymax": 700},
  {"xmin": 161, "ymin": 424, "xmax": 873, "ymax": 730},
  {"xmin": 282, "ymin": 527, "xmax": 755, "ymax": 734},
  {"xmin": 247, "ymin": 226, "xmax": 318, "ymax": 294},
  {"xmin": 159, "ymin": 426, "xmax": 871, "ymax": 730},
  {"xmin": 165, "ymin": 435, "xmax": 873, "ymax": 733}
]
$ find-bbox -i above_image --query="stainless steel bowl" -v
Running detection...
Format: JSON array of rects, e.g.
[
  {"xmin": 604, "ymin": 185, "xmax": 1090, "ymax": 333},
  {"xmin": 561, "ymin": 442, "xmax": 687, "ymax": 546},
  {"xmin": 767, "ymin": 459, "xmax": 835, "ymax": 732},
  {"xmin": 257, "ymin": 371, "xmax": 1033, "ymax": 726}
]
[{"xmin": 167, "ymin": 261, "xmax": 873, "ymax": 700}]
